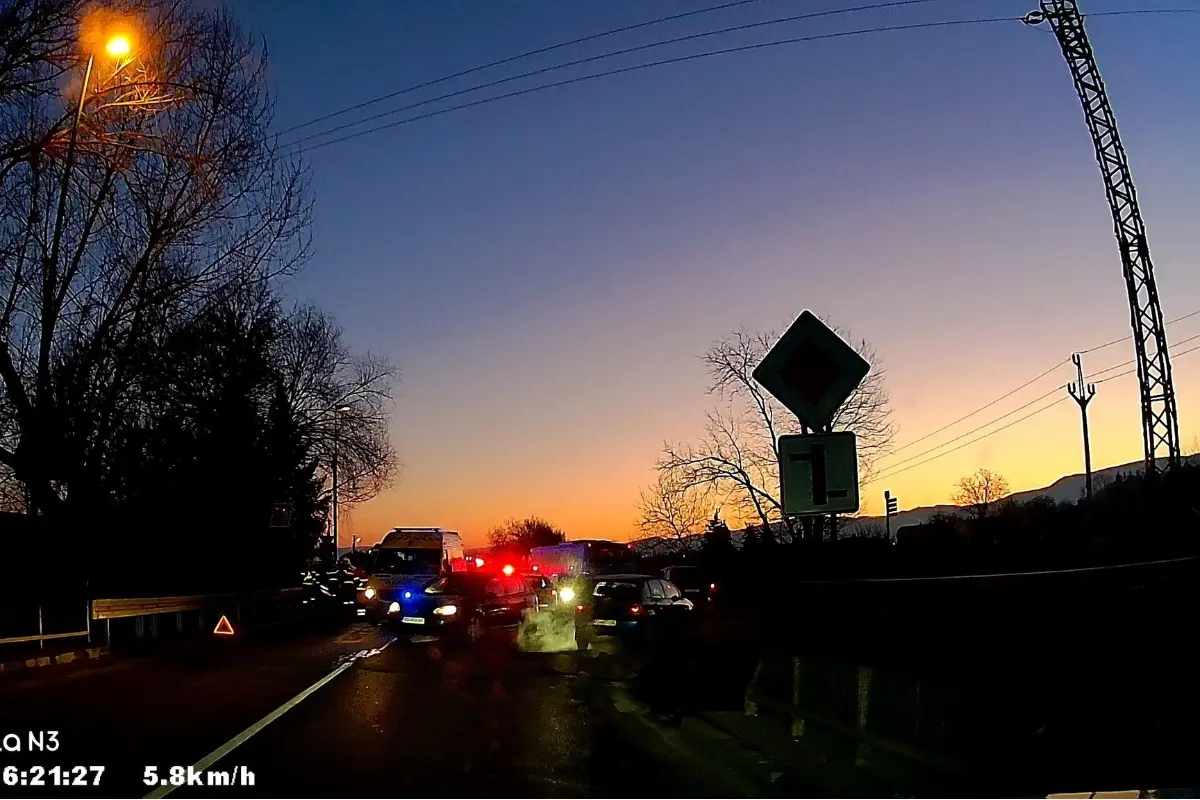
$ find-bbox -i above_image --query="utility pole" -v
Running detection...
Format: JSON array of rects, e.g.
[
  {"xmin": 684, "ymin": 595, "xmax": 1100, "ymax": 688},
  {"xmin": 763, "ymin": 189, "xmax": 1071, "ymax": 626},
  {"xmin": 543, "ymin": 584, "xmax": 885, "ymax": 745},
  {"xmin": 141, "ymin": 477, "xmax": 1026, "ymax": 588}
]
[
  {"xmin": 1067, "ymin": 353, "xmax": 1097, "ymax": 499},
  {"xmin": 330, "ymin": 405, "xmax": 351, "ymax": 568},
  {"xmin": 331, "ymin": 415, "xmax": 339, "ymax": 569},
  {"xmin": 884, "ymin": 491, "xmax": 898, "ymax": 542}
]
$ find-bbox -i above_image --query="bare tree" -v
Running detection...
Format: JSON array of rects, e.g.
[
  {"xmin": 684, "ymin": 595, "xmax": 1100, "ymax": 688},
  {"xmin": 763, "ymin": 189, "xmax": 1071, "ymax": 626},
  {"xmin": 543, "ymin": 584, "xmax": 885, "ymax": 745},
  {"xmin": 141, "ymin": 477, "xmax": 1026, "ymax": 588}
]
[
  {"xmin": 275, "ymin": 305, "xmax": 398, "ymax": 508},
  {"xmin": 656, "ymin": 319, "xmax": 895, "ymax": 541},
  {"xmin": 703, "ymin": 323, "xmax": 895, "ymax": 484},
  {"xmin": 845, "ymin": 521, "xmax": 890, "ymax": 540},
  {"xmin": 953, "ymin": 468, "xmax": 1010, "ymax": 519},
  {"xmin": 0, "ymin": 0, "xmax": 312, "ymax": 513},
  {"xmin": 636, "ymin": 466, "xmax": 713, "ymax": 554}
]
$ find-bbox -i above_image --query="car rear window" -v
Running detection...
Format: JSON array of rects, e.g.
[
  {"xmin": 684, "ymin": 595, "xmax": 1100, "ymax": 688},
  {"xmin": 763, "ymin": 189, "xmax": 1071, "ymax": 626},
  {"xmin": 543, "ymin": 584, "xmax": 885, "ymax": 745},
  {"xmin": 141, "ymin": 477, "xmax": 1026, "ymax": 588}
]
[{"xmin": 592, "ymin": 580, "xmax": 641, "ymax": 603}]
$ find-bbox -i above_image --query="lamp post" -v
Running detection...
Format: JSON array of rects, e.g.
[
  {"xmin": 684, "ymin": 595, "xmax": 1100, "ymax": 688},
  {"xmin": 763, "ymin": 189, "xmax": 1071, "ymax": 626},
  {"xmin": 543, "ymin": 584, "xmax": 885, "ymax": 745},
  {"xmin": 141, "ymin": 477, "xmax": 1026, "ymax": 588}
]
[
  {"xmin": 331, "ymin": 405, "xmax": 351, "ymax": 567},
  {"xmin": 47, "ymin": 31, "xmax": 132, "ymax": 303}
]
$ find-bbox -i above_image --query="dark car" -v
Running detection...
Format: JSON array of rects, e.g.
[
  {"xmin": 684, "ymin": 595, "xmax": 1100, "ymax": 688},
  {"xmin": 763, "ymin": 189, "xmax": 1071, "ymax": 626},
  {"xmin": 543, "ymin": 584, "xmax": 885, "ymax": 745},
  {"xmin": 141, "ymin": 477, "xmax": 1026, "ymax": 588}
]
[
  {"xmin": 575, "ymin": 574, "xmax": 692, "ymax": 647},
  {"xmin": 383, "ymin": 572, "xmax": 537, "ymax": 644},
  {"xmin": 524, "ymin": 573, "xmax": 554, "ymax": 608},
  {"xmin": 661, "ymin": 565, "xmax": 720, "ymax": 607}
]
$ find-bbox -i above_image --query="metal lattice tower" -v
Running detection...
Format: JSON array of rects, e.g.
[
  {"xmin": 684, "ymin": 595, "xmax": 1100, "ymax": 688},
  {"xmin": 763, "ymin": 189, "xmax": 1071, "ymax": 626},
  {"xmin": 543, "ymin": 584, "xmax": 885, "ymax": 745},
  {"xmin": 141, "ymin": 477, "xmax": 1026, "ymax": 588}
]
[{"xmin": 1025, "ymin": 0, "xmax": 1181, "ymax": 474}]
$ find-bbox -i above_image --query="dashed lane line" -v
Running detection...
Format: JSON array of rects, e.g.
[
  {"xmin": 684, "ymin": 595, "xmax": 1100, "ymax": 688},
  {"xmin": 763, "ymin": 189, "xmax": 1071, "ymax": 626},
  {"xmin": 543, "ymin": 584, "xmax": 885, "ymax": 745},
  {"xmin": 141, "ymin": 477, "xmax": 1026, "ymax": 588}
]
[{"xmin": 144, "ymin": 637, "xmax": 395, "ymax": 799}]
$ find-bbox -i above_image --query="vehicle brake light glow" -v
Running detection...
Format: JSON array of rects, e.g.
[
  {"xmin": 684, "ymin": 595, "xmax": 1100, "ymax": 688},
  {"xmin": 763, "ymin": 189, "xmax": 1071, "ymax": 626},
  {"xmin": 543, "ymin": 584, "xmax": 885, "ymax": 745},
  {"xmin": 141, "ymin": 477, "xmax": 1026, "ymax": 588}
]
[
  {"xmin": 575, "ymin": 605, "xmax": 585, "ymax": 614},
  {"xmin": 475, "ymin": 557, "xmax": 485, "ymax": 568},
  {"xmin": 710, "ymin": 583, "xmax": 717, "ymax": 590},
  {"xmin": 531, "ymin": 564, "xmax": 539, "ymax": 571},
  {"xmin": 629, "ymin": 604, "xmax": 642, "ymax": 615},
  {"xmin": 502, "ymin": 564, "xmax": 514, "ymax": 576}
]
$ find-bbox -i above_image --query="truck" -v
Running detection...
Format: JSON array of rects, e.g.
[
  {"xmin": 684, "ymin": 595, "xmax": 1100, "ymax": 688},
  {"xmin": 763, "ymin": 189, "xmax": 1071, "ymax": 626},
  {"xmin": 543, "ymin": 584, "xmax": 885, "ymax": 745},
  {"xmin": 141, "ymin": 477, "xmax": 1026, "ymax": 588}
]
[
  {"xmin": 529, "ymin": 539, "xmax": 637, "ymax": 580},
  {"xmin": 358, "ymin": 527, "xmax": 465, "ymax": 621}
]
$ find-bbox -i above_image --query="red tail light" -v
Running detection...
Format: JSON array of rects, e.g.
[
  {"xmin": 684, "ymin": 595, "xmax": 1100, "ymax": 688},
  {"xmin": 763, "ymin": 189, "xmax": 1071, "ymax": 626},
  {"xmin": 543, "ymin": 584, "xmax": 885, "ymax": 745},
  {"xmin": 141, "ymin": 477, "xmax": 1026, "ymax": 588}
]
[
  {"xmin": 629, "ymin": 604, "xmax": 642, "ymax": 615},
  {"xmin": 575, "ymin": 604, "xmax": 586, "ymax": 614}
]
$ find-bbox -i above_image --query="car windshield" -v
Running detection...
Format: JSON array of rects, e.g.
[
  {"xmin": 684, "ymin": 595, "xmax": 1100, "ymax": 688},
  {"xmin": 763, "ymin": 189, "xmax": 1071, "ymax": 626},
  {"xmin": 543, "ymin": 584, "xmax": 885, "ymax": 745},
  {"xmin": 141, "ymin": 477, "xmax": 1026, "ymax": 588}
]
[{"xmin": 370, "ymin": 548, "xmax": 442, "ymax": 576}]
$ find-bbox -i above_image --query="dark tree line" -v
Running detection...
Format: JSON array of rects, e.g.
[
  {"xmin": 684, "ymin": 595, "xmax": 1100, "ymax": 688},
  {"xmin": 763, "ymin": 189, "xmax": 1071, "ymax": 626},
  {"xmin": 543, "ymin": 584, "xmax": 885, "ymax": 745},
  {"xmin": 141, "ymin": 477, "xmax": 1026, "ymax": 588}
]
[
  {"xmin": 487, "ymin": 516, "xmax": 566, "ymax": 555},
  {"xmin": 0, "ymin": 0, "xmax": 396, "ymax": 593}
]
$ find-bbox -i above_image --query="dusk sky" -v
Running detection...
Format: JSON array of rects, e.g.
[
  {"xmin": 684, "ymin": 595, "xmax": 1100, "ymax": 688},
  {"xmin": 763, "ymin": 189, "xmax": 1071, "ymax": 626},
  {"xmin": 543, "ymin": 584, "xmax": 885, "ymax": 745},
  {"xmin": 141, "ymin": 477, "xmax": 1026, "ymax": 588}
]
[{"xmin": 236, "ymin": 0, "xmax": 1199, "ymax": 548}]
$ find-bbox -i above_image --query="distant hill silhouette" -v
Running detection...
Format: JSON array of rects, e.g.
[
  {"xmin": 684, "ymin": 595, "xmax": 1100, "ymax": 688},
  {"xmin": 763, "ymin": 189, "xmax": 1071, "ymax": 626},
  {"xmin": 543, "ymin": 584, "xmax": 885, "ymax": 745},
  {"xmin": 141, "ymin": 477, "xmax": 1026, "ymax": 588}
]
[{"xmin": 633, "ymin": 454, "xmax": 1198, "ymax": 554}]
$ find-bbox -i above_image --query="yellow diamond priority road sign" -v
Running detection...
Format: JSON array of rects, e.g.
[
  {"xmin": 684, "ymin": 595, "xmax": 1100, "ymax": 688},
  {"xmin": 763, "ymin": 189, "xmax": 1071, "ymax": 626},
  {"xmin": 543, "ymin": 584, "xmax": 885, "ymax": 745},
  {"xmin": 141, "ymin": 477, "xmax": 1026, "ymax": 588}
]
[{"xmin": 752, "ymin": 311, "xmax": 870, "ymax": 431}]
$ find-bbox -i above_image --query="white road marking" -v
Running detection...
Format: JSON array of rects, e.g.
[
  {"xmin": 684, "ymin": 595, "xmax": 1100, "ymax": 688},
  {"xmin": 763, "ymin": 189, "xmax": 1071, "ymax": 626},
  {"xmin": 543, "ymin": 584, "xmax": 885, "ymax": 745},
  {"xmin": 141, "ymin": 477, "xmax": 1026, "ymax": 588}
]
[{"xmin": 144, "ymin": 637, "xmax": 395, "ymax": 799}]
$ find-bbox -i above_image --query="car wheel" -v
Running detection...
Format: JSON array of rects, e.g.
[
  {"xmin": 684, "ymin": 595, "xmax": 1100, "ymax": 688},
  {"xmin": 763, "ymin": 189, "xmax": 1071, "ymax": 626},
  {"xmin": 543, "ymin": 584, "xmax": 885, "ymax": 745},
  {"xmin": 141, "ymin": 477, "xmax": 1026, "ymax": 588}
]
[{"xmin": 465, "ymin": 615, "xmax": 484, "ymax": 644}]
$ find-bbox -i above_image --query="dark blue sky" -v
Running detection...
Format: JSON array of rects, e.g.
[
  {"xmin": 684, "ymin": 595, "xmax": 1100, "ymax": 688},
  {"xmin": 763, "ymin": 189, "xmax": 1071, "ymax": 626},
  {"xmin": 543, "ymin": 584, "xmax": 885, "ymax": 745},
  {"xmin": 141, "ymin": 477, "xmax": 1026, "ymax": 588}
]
[{"xmin": 232, "ymin": 0, "xmax": 1200, "ymax": 543}]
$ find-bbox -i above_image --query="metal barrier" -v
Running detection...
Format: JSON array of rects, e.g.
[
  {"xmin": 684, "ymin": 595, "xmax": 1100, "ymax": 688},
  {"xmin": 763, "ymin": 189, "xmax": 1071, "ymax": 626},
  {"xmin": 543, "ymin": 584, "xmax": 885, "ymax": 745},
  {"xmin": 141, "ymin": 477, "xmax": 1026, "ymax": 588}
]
[
  {"xmin": 91, "ymin": 587, "xmax": 306, "ymax": 645},
  {"xmin": 0, "ymin": 601, "xmax": 91, "ymax": 650},
  {"xmin": 743, "ymin": 653, "xmax": 976, "ymax": 775},
  {"xmin": 91, "ymin": 588, "xmax": 303, "ymax": 620}
]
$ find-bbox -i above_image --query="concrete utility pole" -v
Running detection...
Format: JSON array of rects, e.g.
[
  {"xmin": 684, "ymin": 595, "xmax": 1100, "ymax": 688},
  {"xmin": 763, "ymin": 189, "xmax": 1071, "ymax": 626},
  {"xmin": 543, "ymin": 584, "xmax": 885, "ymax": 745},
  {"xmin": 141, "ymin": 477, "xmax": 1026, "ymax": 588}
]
[{"xmin": 1067, "ymin": 353, "xmax": 1097, "ymax": 499}]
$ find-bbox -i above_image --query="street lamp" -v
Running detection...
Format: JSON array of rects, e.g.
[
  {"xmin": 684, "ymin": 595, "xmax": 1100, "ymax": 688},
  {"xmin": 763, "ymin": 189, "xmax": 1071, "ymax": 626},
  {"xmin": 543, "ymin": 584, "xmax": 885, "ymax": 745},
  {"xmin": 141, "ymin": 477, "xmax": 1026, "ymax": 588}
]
[
  {"xmin": 48, "ymin": 24, "xmax": 136, "ymax": 290},
  {"xmin": 352, "ymin": 536, "xmax": 362, "ymax": 554},
  {"xmin": 331, "ymin": 405, "xmax": 351, "ymax": 567}
]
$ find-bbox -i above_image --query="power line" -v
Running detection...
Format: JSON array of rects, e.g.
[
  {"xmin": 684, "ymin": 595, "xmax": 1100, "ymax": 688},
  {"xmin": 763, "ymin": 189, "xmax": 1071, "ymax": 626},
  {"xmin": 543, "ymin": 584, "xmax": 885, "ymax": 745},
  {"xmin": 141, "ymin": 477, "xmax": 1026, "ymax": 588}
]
[
  {"xmin": 868, "ymin": 340, "xmax": 1200, "ymax": 485},
  {"xmin": 276, "ymin": 0, "xmax": 770, "ymax": 138},
  {"xmin": 283, "ymin": 16, "xmax": 1020, "ymax": 156},
  {"xmin": 884, "ymin": 358, "xmax": 1068, "ymax": 458},
  {"xmin": 882, "ymin": 309, "xmax": 1200, "ymax": 459},
  {"xmin": 1094, "ymin": 341, "xmax": 1200, "ymax": 385},
  {"xmin": 275, "ymin": 0, "xmax": 949, "ymax": 140},
  {"xmin": 868, "ymin": 396, "xmax": 1071, "ymax": 485},
  {"xmin": 278, "ymin": 0, "xmax": 955, "ymax": 149},
  {"xmin": 276, "ymin": 6, "xmax": 1200, "ymax": 156},
  {"xmin": 1086, "ymin": 330, "xmax": 1200, "ymax": 380},
  {"xmin": 876, "ymin": 384, "xmax": 1064, "ymax": 474},
  {"xmin": 1078, "ymin": 309, "xmax": 1200, "ymax": 354}
]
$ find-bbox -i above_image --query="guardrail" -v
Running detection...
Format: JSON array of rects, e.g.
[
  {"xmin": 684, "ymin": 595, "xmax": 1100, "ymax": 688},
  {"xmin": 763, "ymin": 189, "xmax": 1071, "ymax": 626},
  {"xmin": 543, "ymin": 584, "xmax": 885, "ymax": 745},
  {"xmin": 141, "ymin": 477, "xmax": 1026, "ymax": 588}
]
[
  {"xmin": 1, "ymin": 587, "xmax": 310, "ymax": 655},
  {"xmin": 0, "ymin": 601, "xmax": 92, "ymax": 650},
  {"xmin": 92, "ymin": 587, "xmax": 307, "ymax": 645},
  {"xmin": 743, "ymin": 654, "xmax": 976, "ymax": 775},
  {"xmin": 91, "ymin": 588, "xmax": 304, "ymax": 619}
]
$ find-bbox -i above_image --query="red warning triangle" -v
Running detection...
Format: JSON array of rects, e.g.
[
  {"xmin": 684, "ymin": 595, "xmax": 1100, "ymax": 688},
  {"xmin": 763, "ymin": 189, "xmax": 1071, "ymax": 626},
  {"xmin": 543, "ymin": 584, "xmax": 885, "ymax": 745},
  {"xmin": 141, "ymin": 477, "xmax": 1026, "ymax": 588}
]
[{"xmin": 213, "ymin": 615, "xmax": 235, "ymax": 635}]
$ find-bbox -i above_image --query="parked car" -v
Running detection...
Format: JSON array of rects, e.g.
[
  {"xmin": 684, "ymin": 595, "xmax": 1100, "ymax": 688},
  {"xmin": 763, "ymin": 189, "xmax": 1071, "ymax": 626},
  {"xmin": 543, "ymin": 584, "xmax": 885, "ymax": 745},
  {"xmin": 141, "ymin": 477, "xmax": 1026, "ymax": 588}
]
[{"xmin": 574, "ymin": 574, "xmax": 693, "ymax": 648}]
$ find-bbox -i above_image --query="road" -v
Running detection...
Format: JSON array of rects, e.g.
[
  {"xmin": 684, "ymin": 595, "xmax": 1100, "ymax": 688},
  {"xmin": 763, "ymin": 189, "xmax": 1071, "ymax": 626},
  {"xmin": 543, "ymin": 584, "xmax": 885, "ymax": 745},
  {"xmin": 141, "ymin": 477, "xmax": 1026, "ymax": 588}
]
[{"xmin": 0, "ymin": 620, "xmax": 744, "ymax": 798}]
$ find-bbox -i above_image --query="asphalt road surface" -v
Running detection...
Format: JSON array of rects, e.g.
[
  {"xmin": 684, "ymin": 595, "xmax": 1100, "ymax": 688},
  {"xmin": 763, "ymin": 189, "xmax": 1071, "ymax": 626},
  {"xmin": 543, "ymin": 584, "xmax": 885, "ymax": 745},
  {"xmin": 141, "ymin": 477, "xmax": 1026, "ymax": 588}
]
[{"xmin": 0, "ymin": 621, "xmax": 740, "ymax": 798}]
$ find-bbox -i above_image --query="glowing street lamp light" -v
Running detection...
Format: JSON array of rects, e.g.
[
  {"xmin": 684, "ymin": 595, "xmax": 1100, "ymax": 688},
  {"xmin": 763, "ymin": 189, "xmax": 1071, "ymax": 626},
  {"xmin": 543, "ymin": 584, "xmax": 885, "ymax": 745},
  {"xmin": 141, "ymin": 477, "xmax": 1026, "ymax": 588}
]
[{"xmin": 104, "ymin": 34, "xmax": 132, "ymax": 58}]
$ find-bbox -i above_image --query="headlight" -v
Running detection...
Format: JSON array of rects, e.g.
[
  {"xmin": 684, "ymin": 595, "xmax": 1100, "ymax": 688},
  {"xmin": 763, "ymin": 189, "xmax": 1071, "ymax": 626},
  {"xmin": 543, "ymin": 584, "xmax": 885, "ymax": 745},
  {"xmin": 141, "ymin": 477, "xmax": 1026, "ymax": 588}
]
[
  {"xmin": 557, "ymin": 587, "xmax": 575, "ymax": 603},
  {"xmin": 388, "ymin": 601, "xmax": 400, "ymax": 613},
  {"xmin": 433, "ymin": 604, "xmax": 457, "ymax": 616},
  {"xmin": 363, "ymin": 587, "xmax": 376, "ymax": 600}
]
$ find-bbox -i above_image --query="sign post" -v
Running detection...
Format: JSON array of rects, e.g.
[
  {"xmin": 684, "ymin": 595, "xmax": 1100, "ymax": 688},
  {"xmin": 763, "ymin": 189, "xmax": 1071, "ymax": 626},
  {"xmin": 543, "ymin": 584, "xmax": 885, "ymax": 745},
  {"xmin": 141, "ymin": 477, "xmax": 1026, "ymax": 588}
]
[
  {"xmin": 753, "ymin": 311, "xmax": 871, "ymax": 523},
  {"xmin": 884, "ymin": 490, "xmax": 898, "ymax": 541}
]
